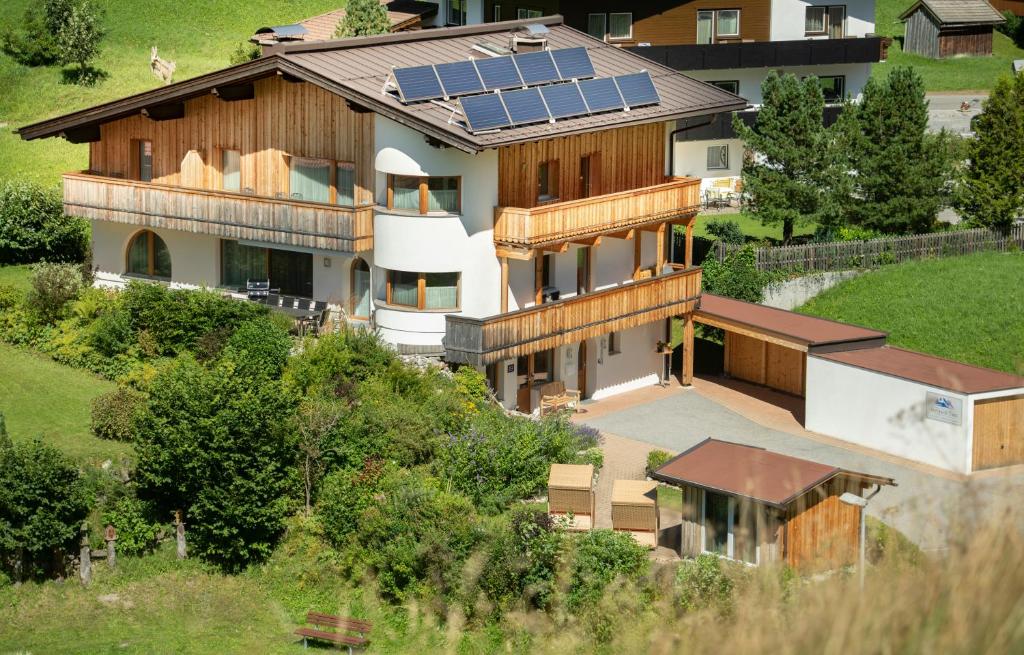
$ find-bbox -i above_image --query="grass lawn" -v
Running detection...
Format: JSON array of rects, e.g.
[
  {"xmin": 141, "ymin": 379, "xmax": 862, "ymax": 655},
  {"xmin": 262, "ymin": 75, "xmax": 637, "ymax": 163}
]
[
  {"xmin": 0, "ymin": 263, "xmax": 33, "ymax": 291},
  {"xmin": 692, "ymin": 211, "xmax": 818, "ymax": 243},
  {"xmin": 873, "ymin": 0, "xmax": 1024, "ymax": 92},
  {"xmin": 798, "ymin": 252, "xmax": 1024, "ymax": 375},
  {"xmin": 0, "ymin": 0, "xmax": 346, "ymax": 186}
]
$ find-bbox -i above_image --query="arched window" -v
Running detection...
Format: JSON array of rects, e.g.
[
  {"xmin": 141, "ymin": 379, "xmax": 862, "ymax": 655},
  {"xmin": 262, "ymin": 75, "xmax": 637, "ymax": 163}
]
[
  {"xmin": 126, "ymin": 230, "xmax": 171, "ymax": 279},
  {"xmin": 350, "ymin": 257, "xmax": 370, "ymax": 319}
]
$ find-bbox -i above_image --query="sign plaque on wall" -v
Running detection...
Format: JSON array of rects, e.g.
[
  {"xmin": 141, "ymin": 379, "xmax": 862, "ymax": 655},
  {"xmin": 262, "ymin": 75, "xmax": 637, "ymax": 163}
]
[{"xmin": 925, "ymin": 392, "xmax": 963, "ymax": 426}]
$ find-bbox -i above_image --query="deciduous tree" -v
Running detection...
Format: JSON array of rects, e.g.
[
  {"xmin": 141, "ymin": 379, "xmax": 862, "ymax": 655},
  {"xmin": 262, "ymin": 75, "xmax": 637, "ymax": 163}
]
[
  {"xmin": 335, "ymin": 0, "xmax": 391, "ymax": 37},
  {"xmin": 56, "ymin": 0, "xmax": 105, "ymax": 84}
]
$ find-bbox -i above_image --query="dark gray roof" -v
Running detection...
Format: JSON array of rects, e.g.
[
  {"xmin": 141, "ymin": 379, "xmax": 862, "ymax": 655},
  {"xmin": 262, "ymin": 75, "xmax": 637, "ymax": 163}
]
[
  {"xmin": 18, "ymin": 16, "xmax": 746, "ymax": 153},
  {"xmin": 900, "ymin": 0, "xmax": 1006, "ymax": 26}
]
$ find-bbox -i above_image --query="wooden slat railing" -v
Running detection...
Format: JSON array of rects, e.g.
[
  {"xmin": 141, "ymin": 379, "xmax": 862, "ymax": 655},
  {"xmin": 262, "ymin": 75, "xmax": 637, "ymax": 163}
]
[
  {"xmin": 493, "ymin": 177, "xmax": 701, "ymax": 247},
  {"xmin": 63, "ymin": 172, "xmax": 374, "ymax": 252},
  {"xmin": 445, "ymin": 266, "xmax": 702, "ymax": 366}
]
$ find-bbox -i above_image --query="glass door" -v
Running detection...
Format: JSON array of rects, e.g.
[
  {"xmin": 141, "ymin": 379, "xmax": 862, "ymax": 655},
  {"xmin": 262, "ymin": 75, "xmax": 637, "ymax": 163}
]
[
  {"xmin": 697, "ymin": 11, "xmax": 714, "ymax": 44},
  {"xmin": 828, "ymin": 6, "xmax": 845, "ymax": 39}
]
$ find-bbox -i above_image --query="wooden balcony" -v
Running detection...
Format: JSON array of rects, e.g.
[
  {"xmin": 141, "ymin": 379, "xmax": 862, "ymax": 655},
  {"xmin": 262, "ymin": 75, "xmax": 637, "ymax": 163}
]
[
  {"xmin": 445, "ymin": 266, "xmax": 702, "ymax": 366},
  {"xmin": 63, "ymin": 172, "xmax": 374, "ymax": 252},
  {"xmin": 492, "ymin": 177, "xmax": 700, "ymax": 249}
]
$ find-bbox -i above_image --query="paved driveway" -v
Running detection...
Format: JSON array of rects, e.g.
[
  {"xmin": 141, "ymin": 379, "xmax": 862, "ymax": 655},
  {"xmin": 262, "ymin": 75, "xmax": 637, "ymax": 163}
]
[{"xmin": 581, "ymin": 389, "xmax": 1024, "ymax": 553}]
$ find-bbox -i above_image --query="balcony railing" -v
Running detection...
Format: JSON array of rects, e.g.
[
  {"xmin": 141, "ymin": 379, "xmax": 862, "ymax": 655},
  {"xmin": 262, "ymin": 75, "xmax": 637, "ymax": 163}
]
[
  {"xmin": 63, "ymin": 172, "xmax": 374, "ymax": 252},
  {"xmin": 444, "ymin": 266, "xmax": 702, "ymax": 366},
  {"xmin": 629, "ymin": 36, "xmax": 885, "ymax": 72},
  {"xmin": 493, "ymin": 177, "xmax": 700, "ymax": 248}
]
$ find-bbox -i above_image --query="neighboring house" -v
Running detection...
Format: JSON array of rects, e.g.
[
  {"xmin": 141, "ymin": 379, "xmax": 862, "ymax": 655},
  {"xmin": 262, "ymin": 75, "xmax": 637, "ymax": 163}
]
[
  {"xmin": 899, "ymin": 0, "xmax": 1006, "ymax": 59},
  {"xmin": 18, "ymin": 17, "xmax": 745, "ymax": 412},
  {"xmin": 251, "ymin": 1, "xmax": 439, "ymax": 49},
  {"xmin": 652, "ymin": 439, "xmax": 895, "ymax": 570}
]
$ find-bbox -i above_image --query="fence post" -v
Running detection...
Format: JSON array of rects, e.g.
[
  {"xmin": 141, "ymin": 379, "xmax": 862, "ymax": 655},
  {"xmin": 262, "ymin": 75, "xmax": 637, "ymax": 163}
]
[
  {"xmin": 79, "ymin": 522, "xmax": 91, "ymax": 586},
  {"xmin": 105, "ymin": 524, "xmax": 117, "ymax": 569},
  {"xmin": 175, "ymin": 511, "xmax": 187, "ymax": 560}
]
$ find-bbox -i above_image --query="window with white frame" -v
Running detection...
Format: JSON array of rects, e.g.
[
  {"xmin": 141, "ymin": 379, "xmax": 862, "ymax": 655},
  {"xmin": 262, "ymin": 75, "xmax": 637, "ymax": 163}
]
[
  {"xmin": 517, "ymin": 8, "xmax": 542, "ymax": 19},
  {"xmin": 492, "ymin": 4, "xmax": 501, "ymax": 21},
  {"xmin": 609, "ymin": 13, "xmax": 633, "ymax": 40},
  {"xmin": 587, "ymin": 13, "xmax": 607, "ymax": 40},
  {"xmin": 818, "ymin": 75, "xmax": 846, "ymax": 103},
  {"xmin": 707, "ymin": 145, "xmax": 729, "ymax": 170},
  {"xmin": 805, "ymin": 5, "xmax": 846, "ymax": 38},
  {"xmin": 715, "ymin": 9, "xmax": 740, "ymax": 37}
]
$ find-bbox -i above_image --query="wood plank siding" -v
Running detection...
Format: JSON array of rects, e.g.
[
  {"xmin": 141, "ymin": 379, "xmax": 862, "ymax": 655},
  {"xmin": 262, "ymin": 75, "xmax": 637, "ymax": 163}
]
[
  {"xmin": 493, "ymin": 177, "xmax": 700, "ymax": 247},
  {"xmin": 64, "ymin": 173, "xmax": 373, "ymax": 252},
  {"xmin": 560, "ymin": 1, "xmax": 771, "ymax": 46},
  {"xmin": 972, "ymin": 395, "xmax": 1024, "ymax": 471},
  {"xmin": 724, "ymin": 331, "xmax": 806, "ymax": 397},
  {"xmin": 445, "ymin": 266, "xmax": 702, "ymax": 366},
  {"xmin": 784, "ymin": 477, "xmax": 864, "ymax": 571},
  {"xmin": 87, "ymin": 75, "xmax": 375, "ymax": 206},
  {"xmin": 938, "ymin": 27, "xmax": 995, "ymax": 57},
  {"xmin": 903, "ymin": 8, "xmax": 942, "ymax": 58}
]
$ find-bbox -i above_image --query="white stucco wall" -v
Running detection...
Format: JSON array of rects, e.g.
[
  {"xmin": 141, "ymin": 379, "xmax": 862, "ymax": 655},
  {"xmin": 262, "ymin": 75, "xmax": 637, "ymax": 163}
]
[
  {"xmin": 770, "ymin": 0, "xmax": 875, "ymax": 41},
  {"xmin": 684, "ymin": 63, "xmax": 873, "ymax": 105},
  {"xmin": 673, "ymin": 137, "xmax": 744, "ymax": 189},
  {"xmin": 90, "ymin": 221, "xmax": 219, "ymax": 290},
  {"xmin": 805, "ymin": 355, "xmax": 972, "ymax": 473},
  {"xmin": 589, "ymin": 322, "xmax": 666, "ymax": 400}
]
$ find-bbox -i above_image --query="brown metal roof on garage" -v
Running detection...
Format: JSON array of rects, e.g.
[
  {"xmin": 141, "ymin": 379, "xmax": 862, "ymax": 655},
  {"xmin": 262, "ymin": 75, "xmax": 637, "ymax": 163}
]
[
  {"xmin": 816, "ymin": 346, "xmax": 1024, "ymax": 395},
  {"xmin": 695, "ymin": 294, "xmax": 888, "ymax": 353}
]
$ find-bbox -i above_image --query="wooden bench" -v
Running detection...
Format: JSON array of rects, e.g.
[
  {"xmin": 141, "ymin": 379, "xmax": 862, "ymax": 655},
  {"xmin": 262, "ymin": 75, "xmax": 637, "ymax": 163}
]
[
  {"xmin": 295, "ymin": 611, "xmax": 372, "ymax": 653},
  {"xmin": 539, "ymin": 380, "xmax": 581, "ymax": 416}
]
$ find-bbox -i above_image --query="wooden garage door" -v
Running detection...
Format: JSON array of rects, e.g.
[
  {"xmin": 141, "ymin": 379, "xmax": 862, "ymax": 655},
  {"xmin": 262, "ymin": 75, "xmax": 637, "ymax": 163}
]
[
  {"xmin": 973, "ymin": 395, "xmax": 1024, "ymax": 470},
  {"xmin": 725, "ymin": 332, "xmax": 806, "ymax": 397}
]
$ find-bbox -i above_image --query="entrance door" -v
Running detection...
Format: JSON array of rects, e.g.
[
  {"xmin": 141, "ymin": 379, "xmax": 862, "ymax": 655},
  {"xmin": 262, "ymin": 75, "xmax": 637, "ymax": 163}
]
[
  {"xmin": 576, "ymin": 247, "xmax": 591, "ymax": 295},
  {"xmin": 577, "ymin": 340, "xmax": 588, "ymax": 400}
]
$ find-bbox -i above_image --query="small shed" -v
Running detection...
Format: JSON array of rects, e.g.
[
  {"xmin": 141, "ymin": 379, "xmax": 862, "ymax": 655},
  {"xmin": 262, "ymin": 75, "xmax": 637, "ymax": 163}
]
[
  {"xmin": 899, "ymin": 0, "xmax": 1006, "ymax": 59},
  {"xmin": 611, "ymin": 480, "xmax": 659, "ymax": 548},
  {"xmin": 652, "ymin": 439, "xmax": 895, "ymax": 570},
  {"xmin": 548, "ymin": 463, "xmax": 595, "ymax": 531}
]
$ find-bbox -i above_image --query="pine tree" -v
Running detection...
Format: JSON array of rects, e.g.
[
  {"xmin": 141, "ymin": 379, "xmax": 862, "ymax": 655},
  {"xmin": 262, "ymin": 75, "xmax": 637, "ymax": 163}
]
[
  {"xmin": 335, "ymin": 0, "xmax": 391, "ymax": 38},
  {"xmin": 733, "ymin": 72, "xmax": 841, "ymax": 243},
  {"xmin": 843, "ymin": 67, "xmax": 954, "ymax": 234},
  {"xmin": 955, "ymin": 73, "xmax": 1024, "ymax": 235}
]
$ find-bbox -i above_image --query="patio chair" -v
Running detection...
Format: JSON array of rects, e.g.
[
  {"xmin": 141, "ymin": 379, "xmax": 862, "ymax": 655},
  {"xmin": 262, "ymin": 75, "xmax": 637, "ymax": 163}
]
[
  {"xmin": 279, "ymin": 296, "xmax": 297, "ymax": 310},
  {"xmin": 265, "ymin": 294, "xmax": 281, "ymax": 307}
]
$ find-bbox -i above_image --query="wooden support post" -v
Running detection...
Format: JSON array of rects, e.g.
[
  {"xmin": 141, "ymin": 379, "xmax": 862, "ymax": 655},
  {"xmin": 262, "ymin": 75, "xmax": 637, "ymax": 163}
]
[
  {"xmin": 79, "ymin": 523, "xmax": 91, "ymax": 585},
  {"xmin": 760, "ymin": 339, "xmax": 768, "ymax": 385},
  {"xmin": 723, "ymin": 331, "xmax": 731, "ymax": 377},
  {"xmin": 500, "ymin": 256, "xmax": 509, "ymax": 313},
  {"xmin": 685, "ymin": 221, "xmax": 694, "ymax": 268},
  {"xmin": 633, "ymin": 234, "xmax": 642, "ymax": 281},
  {"xmin": 534, "ymin": 255, "xmax": 544, "ymax": 305},
  {"xmin": 682, "ymin": 316, "xmax": 695, "ymax": 386},
  {"xmin": 656, "ymin": 223, "xmax": 667, "ymax": 276}
]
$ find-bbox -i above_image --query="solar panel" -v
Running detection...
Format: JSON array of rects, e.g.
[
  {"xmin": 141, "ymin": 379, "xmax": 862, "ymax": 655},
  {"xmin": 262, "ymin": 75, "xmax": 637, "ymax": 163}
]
[
  {"xmin": 514, "ymin": 51, "xmax": 560, "ymax": 85},
  {"xmin": 393, "ymin": 65, "xmax": 444, "ymax": 102},
  {"xmin": 435, "ymin": 60, "xmax": 483, "ymax": 97},
  {"xmin": 578, "ymin": 77, "xmax": 624, "ymax": 113},
  {"xmin": 551, "ymin": 47, "xmax": 595, "ymax": 80},
  {"xmin": 540, "ymin": 83, "xmax": 588, "ymax": 119},
  {"xmin": 460, "ymin": 93, "xmax": 511, "ymax": 131},
  {"xmin": 502, "ymin": 87, "xmax": 551, "ymax": 126},
  {"xmin": 615, "ymin": 72, "xmax": 660, "ymax": 107},
  {"xmin": 475, "ymin": 56, "xmax": 522, "ymax": 90}
]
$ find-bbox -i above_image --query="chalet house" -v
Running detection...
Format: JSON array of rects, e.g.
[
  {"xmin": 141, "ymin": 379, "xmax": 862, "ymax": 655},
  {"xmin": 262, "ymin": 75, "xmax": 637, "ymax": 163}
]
[
  {"xmin": 899, "ymin": 0, "xmax": 1006, "ymax": 59},
  {"xmin": 251, "ymin": 1, "xmax": 439, "ymax": 49},
  {"xmin": 19, "ymin": 17, "xmax": 745, "ymax": 413},
  {"xmin": 652, "ymin": 439, "xmax": 895, "ymax": 569}
]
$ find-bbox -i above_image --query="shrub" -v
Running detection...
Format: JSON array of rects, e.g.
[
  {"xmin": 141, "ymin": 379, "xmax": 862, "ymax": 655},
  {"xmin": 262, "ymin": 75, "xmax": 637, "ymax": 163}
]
[
  {"xmin": 0, "ymin": 180, "xmax": 89, "ymax": 264},
  {"xmin": 452, "ymin": 366, "xmax": 491, "ymax": 415},
  {"xmin": 675, "ymin": 553, "xmax": 735, "ymax": 614},
  {"xmin": 567, "ymin": 529, "xmax": 649, "ymax": 610},
  {"xmin": 27, "ymin": 262, "xmax": 84, "ymax": 323},
  {"xmin": 284, "ymin": 327, "xmax": 396, "ymax": 393},
  {"xmin": 645, "ymin": 449, "xmax": 672, "ymax": 476},
  {"xmin": 0, "ymin": 284, "xmax": 22, "ymax": 310},
  {"xmin": 701, "ymin": 245, "xmax": 770, "ymax": 303},
  {"xmin": 0, "ymin": 436, "xmax": 92, "ymax": 580},
  {"xmin": 335, "ymin": 0, "xmax": 391, "ymax": 37},
  {"xmin": 317, "ymin": 458, "xmax": 393, "ymax": 546},
  {"xmin": 134, "ymin": 356, "xmax": 299, "ymax": 571},
  {"xmin": 102, "ymin": 495, "xmax": 160, "ymax": 557},
  {"xmin": 220, "ymin": 317, "xmax": 292, "ymax": 379},
  {"xmin": 90, "ymin": 386, "xmax": 146, "ymax": 441},
  {"xmin": 704, "ymin": 218, "xmax": 745, "ymax": 245},
  {"xmin": 479, "ymin": 506, "xmax": 563, "ymax": 612},
  {"xmin": 228, "ymin": 42, "xmax": 260, "ymax": 65},
  {"xmin": 88, "ymin": 305, "xmax": 134, "ymax": 357}
]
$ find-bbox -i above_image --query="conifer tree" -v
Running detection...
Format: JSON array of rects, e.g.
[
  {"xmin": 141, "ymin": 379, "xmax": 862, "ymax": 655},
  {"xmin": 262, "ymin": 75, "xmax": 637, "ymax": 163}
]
[
  {"xmin": 955, "ymin": 73, "xmax": 1024, "ymax": 234},
  {"xmin": 335, "ymin": 0, "xmax": 391, "ymax": 37}
]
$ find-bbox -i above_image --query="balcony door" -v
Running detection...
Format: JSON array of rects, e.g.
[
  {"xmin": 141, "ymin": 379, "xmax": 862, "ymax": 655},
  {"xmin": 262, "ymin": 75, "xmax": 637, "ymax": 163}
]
[
  {"xmin": 697, "ymin": 11, "xmax": 713, "ymax": 45},
  {"xmin": 579, "ymin": 153, "xmax": 600, "ymax": 198},
  {"xmin": 576, "ymin": 246, "xmax": 591, "ymax": 295}
]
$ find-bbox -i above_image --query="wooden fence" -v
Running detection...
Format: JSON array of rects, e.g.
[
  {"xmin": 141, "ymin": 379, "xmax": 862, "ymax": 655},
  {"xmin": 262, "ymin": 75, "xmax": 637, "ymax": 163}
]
[{"xmin": 710, "ymin": 225, "xmax": 1024, "ymax": 273}]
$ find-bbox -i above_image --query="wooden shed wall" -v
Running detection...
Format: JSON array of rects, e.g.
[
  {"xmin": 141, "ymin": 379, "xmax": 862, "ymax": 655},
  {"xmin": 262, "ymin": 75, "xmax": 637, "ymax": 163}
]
[
  {"xmin": 972, "ymin": 395, "xmax": 1024, "ymax": 470},
  {"xmin": 724, "ymin": 331, "xmax": 806, "ymax": 397},
  {"xmin": 88, "ymin": 76, "xmax": 376, "ymax": 206},
  {"xmin": 902, "ymin": 8, "xmax": 941, "ymax": 59},
  {"xmin": 784, "ymin": 477, "xmax": 864, "ymax": 571},
  {"xmin": 679, "ymin": 483, "xmax": 703, "ymax": 557},
  {"xmin": 938, "ymin": 26, "xmax": 995, "ymax": 57}
]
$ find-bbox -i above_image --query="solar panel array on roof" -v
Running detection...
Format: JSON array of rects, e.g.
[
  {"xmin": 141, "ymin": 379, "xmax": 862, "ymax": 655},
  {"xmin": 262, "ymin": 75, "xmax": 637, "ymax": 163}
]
[
  {"xmin": 390, "ymin": 47, "xmax": 596, "ymax": 103},
  {"xmin": 457, "ymin": 71, "xmax": 661, "ymax": 133}
]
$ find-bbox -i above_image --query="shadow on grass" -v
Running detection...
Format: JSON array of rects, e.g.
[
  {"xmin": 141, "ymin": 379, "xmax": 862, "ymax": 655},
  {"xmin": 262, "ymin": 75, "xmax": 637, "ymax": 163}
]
[{"xmin": 60, "ymin": 65, "xmax": 109, "ymax": 87}]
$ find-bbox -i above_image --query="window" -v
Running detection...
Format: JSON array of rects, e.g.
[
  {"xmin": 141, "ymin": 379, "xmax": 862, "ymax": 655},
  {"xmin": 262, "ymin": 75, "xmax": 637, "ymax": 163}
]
[
  {"xmin": 126, "ymin": 230, "xmax": 171, "ymax": 278},
  {"xmin": 448, "ymin": 0, "xmax": 466, "ymax": 25},
  {"xmin": 384, "ymin": 270, "xmax": 461, "ymax": 310},
  {"xmin": 697, "ymin": 10, "xmax": 714, "ymax": 44},
  {"xmin": 351, "ymin": 257, "xmax": 371, "ymax": 318},
  {"xmin": 132, "ymin": 139, "xmax": 153, "ymax": 182},
  {"xmin": 702, "ymin": 491, "xmax": 757, "ymax": 564},
  {"xmin": 517, "ymin": 8, "xmax": 542, "ymax": 19},
  {"xmin": 609, "ymin": 331, "xmax": 622, "ymax": 355},
  {"xmin": 707, "ymin": 145, "xmax": 729, "ymax": 170},
  {"xmin": 538, "ymin": 160, "xmax": 559, "ymax": 202},
  {"xmin": 805, "ymin": 5, "xmax": 845, "ymax": 38},
  {"xmin": 387, "ymin": 175, "xmax": 461, "ymax": 214},
  {"xmin": 221, "ymin": 240, "xmax": 312, "ymax": 297},
  {"xmin": 709, "ymin": 80, "xmax": 739, "ymax": 95},
  {"xmin": 609, "ymin": 13, "xmax": 632, "ymax": 40},
  {"xmin": 336, "ymin": 162, "xmax": 355, "ymax": 206},
  {"xmin": 818, "ymin": 75, "xmax": 846, "ymax": 102},
  {"xmin": 289, "ymin": 157, "xmax": 331, "ymax": 203},
  {"xmin": 705, "ymin": 491, "xmax": 730, "ymax": 556},
  {"xmin": 716, "ymin": 9, "xmax": 740, "ymax": 37},
  {"xmin": 221, "ymin": 149, "xmax": 240, "ymax": 192},
  {"xmin": 587, "ymin": 13, "xmax": 606, "ymax": 40}
]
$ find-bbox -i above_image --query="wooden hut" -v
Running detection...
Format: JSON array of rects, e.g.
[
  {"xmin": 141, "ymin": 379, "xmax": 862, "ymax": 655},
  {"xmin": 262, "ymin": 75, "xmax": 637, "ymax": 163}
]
[
  {"xmin": 548, "ymin": 463, "xmax": 595, "ymax": 531},
  {"xmin": 651, "ymin": 439, "xmax": 895, "ymax": 570},
  {"xmin": 611, "ymin": 480, "xmax": 659, "ymax": 548},
  {"xmin": 899, "ymin": 0, "xmax": 1006, "ymax": 59}
]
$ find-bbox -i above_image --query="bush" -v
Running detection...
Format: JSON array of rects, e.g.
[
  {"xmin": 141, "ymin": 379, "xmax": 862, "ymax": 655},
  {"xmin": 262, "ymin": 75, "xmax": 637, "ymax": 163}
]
[
  {"xmin": 675, "ymin": 553, "xmax": 735, "ymax": 614},
  {"xmin": 284, "ymin": 327, "xmax": 396, "ymax": 393},
  {"xmin": 90, "ymin": 386, "xmax": 146, "ymax": 441},
  {"xmin": 436, "ymin": 409, "xmax": 601, "ymax": 514},
  {"xmin": 701, "ymin": 245, "xmax": 771, "ymax": 303},
  {"xmin": 88, "ymin": 305, "xmax": 134, "ymax": 357},
  {"xmin": 102, "ymin": 495, "xmax": 159, "ymax": 557},
  {"xmin": 704, "ymin": 218, "xmax": 745, "ymax": 245},
  {"xmin": 0, "ymin": 435, "xmax": 92, "ymax": 580},
  {"xmin": 317, "ymin": 458, "xmax": 393, "ymax": 545},
  {"xmin": 0, "ymin": 284, "xmax": 23, "ymax": 310},
  {"xmin": 0, "ymin": 0, "xmax": 72, "ymax": 67},
  {"xmin": 645, "ymin": 449, "xmax": 672, "ymax": 476},
  {"xmin": 220, "ymin": 317, "xmax": 292, "ymax": 379},
  {"xmin": 228, "ymin": 42, "xmax": 260, "ymax": 65},
  {"xmin": 27, "ymin": 262, "xmax": 84, "ymax": 323},
  {"xmin": 0, "ymin": 180, "xmax": 89, "ymax": 264},
  {"xmin": 479, "ymin": 506, "xmax": 563, "ymax": 612},
  {"xmin": 567, "ymin": 529, "xmax": 649, "ymax": 610}
]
